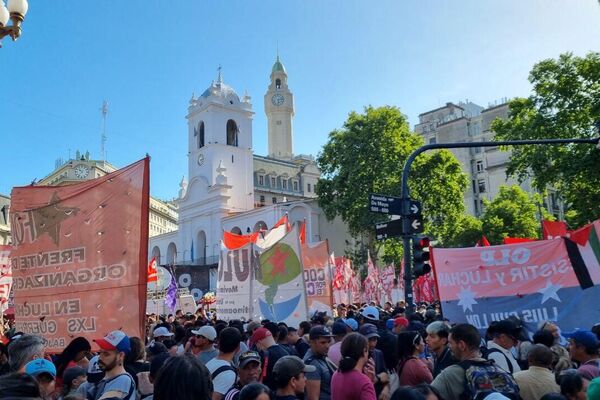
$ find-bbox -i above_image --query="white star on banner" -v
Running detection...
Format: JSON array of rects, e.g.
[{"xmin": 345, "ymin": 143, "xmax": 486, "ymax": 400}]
[
  {"xmin": 457, "ymin": 286, "xmax": 478, "ymax": 312},
  {"xmin": 538, "ymin": 279, "xmax": 562, "ymax": 304}
]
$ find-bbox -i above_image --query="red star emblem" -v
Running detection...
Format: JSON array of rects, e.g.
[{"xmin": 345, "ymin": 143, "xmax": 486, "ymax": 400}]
[{"xmin": 269, "ymin": 247, "xmax": 289, "ymax": 278}]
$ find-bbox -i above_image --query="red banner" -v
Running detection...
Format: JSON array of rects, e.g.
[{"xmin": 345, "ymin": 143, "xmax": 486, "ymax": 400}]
[
  {"xmin": 542, "ymin": 220, "xmax": 569, "ymax": 240},
  {"xmin": 0, "ymin": 245, "xmax": 12, "ymax": 313},
  {"xmin": 10, "ymin": 158, "xmax": 149, "ymax": 352}
]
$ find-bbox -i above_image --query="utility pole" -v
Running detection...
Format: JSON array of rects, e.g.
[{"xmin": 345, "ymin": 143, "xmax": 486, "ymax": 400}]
[{"xmin": 400, "ymin": 136, "xmax": 600, "ymax": 314}]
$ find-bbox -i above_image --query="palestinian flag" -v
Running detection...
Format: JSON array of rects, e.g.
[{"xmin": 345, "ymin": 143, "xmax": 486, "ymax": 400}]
[{"xmin": 569, "ymin": 219, "xmax": 600, "ymax": 288}]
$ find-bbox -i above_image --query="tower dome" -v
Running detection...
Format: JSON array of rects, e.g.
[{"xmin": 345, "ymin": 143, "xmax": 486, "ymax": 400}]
[
  {"xmin": 272, "ymin": 55, "xmax": 286, "ymax": 74},
  {"xmin": 200, "ymin": 67, "xmax": 241, "ymax": 103}
]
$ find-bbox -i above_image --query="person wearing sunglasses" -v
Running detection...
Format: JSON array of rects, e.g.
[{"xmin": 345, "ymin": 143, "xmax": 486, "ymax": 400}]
[
  {"xmin": 396, "ymin": 331, "xmax": 433, "ymax": 386},
  {"xmin": 191, "ymin": 326, "xmax": 219, "ymax": 364}
]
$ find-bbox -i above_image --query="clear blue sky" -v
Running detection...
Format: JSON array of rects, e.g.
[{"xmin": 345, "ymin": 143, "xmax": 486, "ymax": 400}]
[{"xmin": 1, "ymin": 1, "xmax": 599, "ymax": 199}]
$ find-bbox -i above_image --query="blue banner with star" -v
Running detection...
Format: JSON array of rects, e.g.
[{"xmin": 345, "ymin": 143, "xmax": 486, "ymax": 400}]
[{"xmin": 431, "ymin": 239, "xmax": 600, "ymax": 334}]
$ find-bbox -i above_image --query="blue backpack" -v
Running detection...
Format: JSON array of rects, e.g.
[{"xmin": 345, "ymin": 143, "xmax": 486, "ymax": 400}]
[{"xmin": 459, "ymin": 359, "xmax": 521, "ymax": 400}]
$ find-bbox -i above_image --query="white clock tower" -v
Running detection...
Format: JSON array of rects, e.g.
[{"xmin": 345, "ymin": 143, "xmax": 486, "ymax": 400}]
[{"xmin": 265, "ymin": 56, "xmax": 294, "ymax": 160}]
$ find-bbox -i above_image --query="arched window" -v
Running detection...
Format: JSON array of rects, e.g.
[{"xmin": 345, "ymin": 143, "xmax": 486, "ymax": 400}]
[
  {"xmin": 151, "ymin": 246, "xmax": 161, "ymax": 264},
  {"xmin": 253, "ymin": 221, "xmax": 267, "ymax": 232},
  {"xmin": 231, "ymin": 226, "xmax": 242, "ymax": 235},
  {"xmin": 276, "ymin": 79, "xmax": 281, "ymax": 89},
  {"xmin": 198, "ymin": 121, "xmax": 205, "ymax": 148},
  {"xmin": 196, "ymin": 231, "xmax": 206, "ymax": 263},
  {"xmin": 166, "ymin": 242, "xmax": 177, "ymax": 265},
  {"xmin": 226, "ymin": 119, "xmax": 238, "ymax": 146}
]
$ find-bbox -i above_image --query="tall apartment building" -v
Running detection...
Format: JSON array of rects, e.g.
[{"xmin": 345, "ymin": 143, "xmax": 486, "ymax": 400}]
[{"xmin": 414, "ymin": 101, "xmax": 564, "ymax": 218}]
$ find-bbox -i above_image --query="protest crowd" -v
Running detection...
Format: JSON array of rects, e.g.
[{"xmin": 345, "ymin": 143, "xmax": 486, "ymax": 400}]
[{"xmin": 1, "ymin": 301, "xmax": 600, "ymax": 400}]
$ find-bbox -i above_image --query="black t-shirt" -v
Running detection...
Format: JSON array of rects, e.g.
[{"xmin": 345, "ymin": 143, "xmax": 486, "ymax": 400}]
[
  {"xmin": 262, "ymin": 344, "xmax": 290, "ymax": 392},
  {"xmin": 433, "ymin": 346, "xmax": 457, "ymax": 378},
  {"xmin": 295, "ymin": 338, "xmax": 309, "ymax": 359},
  {"xmin": 124, "ymin": 361, "xmax": 150, "ymax": 388}
]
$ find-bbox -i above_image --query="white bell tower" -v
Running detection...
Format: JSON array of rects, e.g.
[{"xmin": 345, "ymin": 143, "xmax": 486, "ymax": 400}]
[{"xmin": 265, "ymin": 55, "xmax": 294, "ymax": 160}]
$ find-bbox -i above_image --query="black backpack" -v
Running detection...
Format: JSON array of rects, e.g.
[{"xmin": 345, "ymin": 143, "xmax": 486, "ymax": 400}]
[
  {"xmin": 459, "ymin": 359, "xmax": 521, "ymax": 400},
  {"xmin": 480, "ymin": 346, "xmax": 515, "ymax": 374}
]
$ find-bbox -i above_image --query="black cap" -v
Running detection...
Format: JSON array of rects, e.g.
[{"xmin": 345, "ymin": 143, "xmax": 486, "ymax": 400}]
[
  {"xmin": 238, "ymin": 350, "xmax": 262, "ymax": 368},
  {"xmin": 332, "ymin": 321, "xmax": 348, "ymax": 335},
  {"xmin": 309, "ymin": 325, "xmax": 334, "ymax": 340},
  {"xmin": 489, "ymin": 319, "xmax": 527, "ymax": 341}
]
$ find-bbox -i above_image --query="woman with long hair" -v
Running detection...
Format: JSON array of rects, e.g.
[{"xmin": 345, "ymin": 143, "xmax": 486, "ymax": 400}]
[
  {"xmin": 396, "ymin": 331, "xmax": 433, "ymax": 386},
  {"xmin": 331, "ymin": 332, "xmax": 377, "ymax": 400},
  {"xmin": 53, "ymin": 337, "xmax": 91, "ymax": 387},
  {"xmin": 153, "ymin": 354, "xmax": 213, "ymax": 400}
]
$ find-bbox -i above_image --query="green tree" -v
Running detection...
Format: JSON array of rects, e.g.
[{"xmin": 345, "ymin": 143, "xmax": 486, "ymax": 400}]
[
  {"xmin": 480, "ymin": 185, "xmax": 551, "ymax": 244},
  {"xmin": 316, "ymin": 106, "xmax": 468, "ymax": 261},
  {"xmin": 445, "ymin": 214, "xmax": 483, "ymax": 248},
  {"xmin": 492, "ymin": 52, "xmax": 600, "ymax": 228}
]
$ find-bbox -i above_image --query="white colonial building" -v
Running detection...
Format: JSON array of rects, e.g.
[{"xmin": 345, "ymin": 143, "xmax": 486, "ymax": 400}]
[{"xmin": 148, "ymin": 58, "xmax": 352, "ymax": 292}]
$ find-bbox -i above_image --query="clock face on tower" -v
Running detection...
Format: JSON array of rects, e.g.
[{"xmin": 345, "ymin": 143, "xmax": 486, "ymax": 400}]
[
  {"xmin": 271, "ymin": 93, "xmax": 284, "ymax": 106},
  {"xmin": 74, "ymin": 165, "xmax": 90, "ymax": 179}
]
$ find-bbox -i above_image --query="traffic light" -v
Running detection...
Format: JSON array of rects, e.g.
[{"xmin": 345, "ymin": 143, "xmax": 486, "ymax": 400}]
[{"xmin": 412, "ymin": 236, "xmax": 431, "ymax": 277}]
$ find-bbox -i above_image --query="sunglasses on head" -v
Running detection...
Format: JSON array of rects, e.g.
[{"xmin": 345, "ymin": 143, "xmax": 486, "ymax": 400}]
[{"xmin": 413, "ymin": 334, "xmax": 421, "ymax": 345}]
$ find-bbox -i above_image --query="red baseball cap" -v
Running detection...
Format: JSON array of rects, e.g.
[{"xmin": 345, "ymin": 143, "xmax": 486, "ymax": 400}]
[
  {"xmin": 394, "ymin": 317, "xmax": 409, "ymax": 328},
  {"xmin": 250, "ymin": 327, "xmax": 272, "ymax": 346}
]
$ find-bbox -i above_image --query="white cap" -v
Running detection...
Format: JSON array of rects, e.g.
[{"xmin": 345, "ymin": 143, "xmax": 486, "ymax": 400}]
[
  {"xmin": 153, "ymin": 327, "xmax": 174, "ymax": 338},
  {"xmin": 191, "ymin": 325, "xmax": 217, "ymax": 342}
]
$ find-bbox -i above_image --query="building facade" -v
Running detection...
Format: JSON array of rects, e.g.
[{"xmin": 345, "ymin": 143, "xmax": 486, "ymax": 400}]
[
  {"xmin": 0, "ymin": 194, "xmax": 9, "ymax": 245},
  {"xmin": 414, "ymin": 100, "xmax": 564, "ymax": 218},
  {"xmin": 148, "ymin": 57, "xmax": 352, "ymax": 293}
]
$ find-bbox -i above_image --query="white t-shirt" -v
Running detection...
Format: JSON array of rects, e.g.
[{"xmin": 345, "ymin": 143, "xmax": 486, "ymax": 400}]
[{"xmin": 205, "ymin": 358, "xmax": 236, "ymax": 395}]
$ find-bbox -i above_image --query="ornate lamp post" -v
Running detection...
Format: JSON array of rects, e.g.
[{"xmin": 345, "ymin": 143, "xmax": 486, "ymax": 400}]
[{"xmin": 0, "ymin": 0, "xmax": 29, "ymax": 47}]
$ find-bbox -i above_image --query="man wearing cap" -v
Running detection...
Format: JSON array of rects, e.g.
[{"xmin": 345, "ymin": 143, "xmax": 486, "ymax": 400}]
[
  {"xmin": 93, "ymin": 330, "xmax": 136, "ymax": 400},
  {"xmin": 486, "ymin": 319, "xmax": 523, "ymax": 374},
  {"xmin": 273, "ymin": 355, "xmax": 316, "ymax": 400},
  {"xmin": 566, "ymin": 330, "xmax": 600, "ymax": 380},
  {"xmin": 151, "ymin": 326, "xmax": 173, "ymax": 343},
  {"xmin": 392, "ymin": 317, "xmax": 409, "ymax": 334},
  {"xmin": 25, "ymin": 358, "xmax": 56, "ymax": 400},
  {"xmin": 304, "ymin": 326, "xmax": 337, "ymax": 400},
  {"xmin": 359, "ymin": 323, "xmax": 390, "ymax": 400},
  {"xmin": 342, "ymin": 318, "xmax": 358, "ymax": 332},
  {"xmin": 191, "ymin": 325, "xmax": 219, "ymax": 364},
  {"xmin": 224, "ymin": 350, "xmax": 263, "ymax": 400},
  {"xmin": 360, "ymin": 306, "xmax": 380, "ymax": 325},
  {"xmin": 251, "ymin": 326, "xmax": 290, "ymax": 392},
  {"xmin": 328, "ymin": 321, "xmax": 349, "ymax": 367}
]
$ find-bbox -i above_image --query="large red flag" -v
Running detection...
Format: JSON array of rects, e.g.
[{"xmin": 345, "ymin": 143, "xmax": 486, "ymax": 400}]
[
  {"xmin": 147, "ymin": 257, "xmax": 158, "ymax": 283},
  {"xmin": 10, "ymin": 157, "xmax": 149, "ymax": 352},
  {"xmin": 542, "ymin": 220, "xmax": 569, "ymax": 240}
]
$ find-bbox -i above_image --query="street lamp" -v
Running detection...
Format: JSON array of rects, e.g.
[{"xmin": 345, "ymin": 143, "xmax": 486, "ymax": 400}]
[{"xmin": 0, "ymin": 0, "xmax": 29, "ymax": 47}]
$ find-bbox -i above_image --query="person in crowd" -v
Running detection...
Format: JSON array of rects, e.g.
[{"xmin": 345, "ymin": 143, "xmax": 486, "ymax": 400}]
[
  {"xmin": 0, "ymin": 342, "xmax": 8, "ymax": 376},
  {"xmin": 57, "ymin": 366, "xmax": 86, "ymax": 400},
  {"xmin": 192, "ymin": 325, "xmax": 220, "ymax": 364},
  {"xmin": 360, "ymin": 306, "xmax": 380, "ymax": 326},
  {"xmin": 533, "ymin": 329, "xmax": 573, "ymax": 374},
  {"xmin": 336, "ymin": 304, "xmax": 347, "ymax": 319},
  {"xmin": 152, "ymin": 327, "xmax": 174, "ymax": 343},
  {"xmin": 396, "ymin": 330, "xmax": 433, "ymax": 386},
  {"xmin": 0, "ymin": 372, "xmax": 43, "ymax": 399},
  {"xmin": 304, "ymin": 326, "xmax": 336, "ymax": 400},
  {"xmin": 588, "ymin": 376, "xmax": 600, "ymax": 400},
  {"xmin": 485, "ymin": 319, "xmax": 523, "ymax": 373},
  {"xmin": 541, "ymin": 321, "xmax": 573, "ymax": 373},
  {"xmin": 432, "ymin": 323, "xmax": 518, "ymax": 400},
  {"xmin": 330, "ymin": 332, "xmax": 377, "ymax": 400},
  {"xmin": 246, "ymin": 321, "xmax": 262, "ymax": 342},
  {"xmin": 359, "ymin": 323, "xmax": 390, "ymax": 399},
  {"xmin": 224, "ymin": 350, "xmax": 263, "ymax": 400},
  {"xmin": 54, "ymin": 337, "xmax": 91, "ymax": 385},
  {"xmin": 299, "ymin": 322, "xmax": 312, "ymax": 343},
  {"xmin": 74, "ymin": 355, "xmax": 105, "ymax": 399},
  {"xmin": 565, "ymin": 330, "xmax": 600, "ymax": 381},
  {"xmin": 342, "ymin": 318, "xmax": 359, "ymax": 333},
  {"xmin": 143, "ymin": 353, "xmax": 170, "ymax": 400},
  {"xmin": 425, "ymin": 321, "xmax": 457, "ymax": 377},
  {"xmin": 413, "ymin": 384, "xmax": 442, "ymax": 400},
  {"xmin": 7, "ymin": 333, "xmax": 45, "ymax": 372},
  {"xmin": 287, "ymin": 327, "xmax": 308, "ymax": 359},
  {"xmin": 272, "ymin": 355, "xmax": 315, "ymax": 400},
  {"xmin": 146, "ymin": 342, "xmax": 168, "ymax": 364},
  {"xmin": 162, "ymin": 339, "xmax": 179, "ymax": 357},
  {"xmin": 93, "ymin": 330, "xmax": 137, "ymax": 400},
  {"xmin": 390, "ymin": 387, "xmax": 426, "ymax": 400},
  {"xmin": 25, "ymin": 358, "xmax": 57, "ymax": 400},
  {"xmin": 328, "ymin": 321, "xmax": 349, "ymax": 367},
  {"xmin": 153, "ymin": 354, "xmax": 213, "ymax": 400},
  {"xmin": 514, "ymin": 344, "xmax": 560, "ymax": 400},
  {"xmin": 238, "ymin": 382, "xmax": 272, "ymax": 400},
  {"xmin": 206, "ymin": 327, "xmax": 241, "ymax": 400},
  {"xmin": 391, "ymin": 317, "xmax": 409, "ymax": 334},
  {"xmin": 250, "ymin": 327, "xmax": 290, "ymax": 392},
  {"xmin": 124, "ymin": 337, "xmax": 151, "ymax": 398},
  {"xmin": 277, "ymin": 325, "xmax": 297, "ymax": 356},
  {"xmin": 540, "ymin": 394, "xmax": 568, "ymax": 400},
  {"xmin": 559, "ymin": 370, "xmax": 589, "ymax": 400}
]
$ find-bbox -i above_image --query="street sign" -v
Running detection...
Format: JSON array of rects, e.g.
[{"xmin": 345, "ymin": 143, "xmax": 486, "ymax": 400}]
[
  {"xmin": 369, "ymin": 194, "xmax": 402, "ymax": 215},
  {"xmin": 407, "ymin": 200, "xmax": 421, "ymax": 216},
  {"xmin": 403, "ymin": 213, "xmax": 424, "ymax": 234},
  {"xmin": 375, "ymin": 219, "xmax": 403, "ymax": 240}
]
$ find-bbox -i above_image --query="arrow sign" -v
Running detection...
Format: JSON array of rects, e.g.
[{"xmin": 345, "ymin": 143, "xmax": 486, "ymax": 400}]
[
  {"xmin": 403, "ymin": 213, "xmax": 424, "ymax": 234},
  {"xmin": 369, "ymin": 194, "xmax": 402, "ymax": 215},
  {"xmin": 409, "ymin": 201, "xmax": 421, "ymax": 215},
  {"xmin": 375, "ymin": 219, "xmax": 403, "ymax": 240}
]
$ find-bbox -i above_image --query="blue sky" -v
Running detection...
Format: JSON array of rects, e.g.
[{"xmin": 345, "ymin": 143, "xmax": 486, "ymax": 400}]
[{"xmin": 1, "ymin": 1, "xmax": 599, "ymax": 199}]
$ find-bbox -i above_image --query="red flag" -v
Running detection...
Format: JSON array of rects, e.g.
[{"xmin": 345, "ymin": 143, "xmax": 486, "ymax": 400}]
[
  {"xmin": 299, "ymin": 221, "xmax": 306, "ymax": 244},
  {"xmin": 476, "ymin": 236, "xmax": 491, "ymax": 247},
  {"xmin": 542, "ymin": 220, "xmax": 569, "ymax": 240},
  {"xmin": 273, "ymin": 214, "xmax": 288, "ymax": 229},
  {"xmin": 222, "ymin": 230, "xmax": 259, "ymax": 250},
  {"xmin": 147, "ymin": 257, "xmax": 158, "ymax": 283}
]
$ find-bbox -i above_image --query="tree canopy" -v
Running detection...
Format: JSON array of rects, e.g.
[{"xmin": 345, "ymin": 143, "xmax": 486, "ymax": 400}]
[
  {"xmin": 492, "ymin": 52, "xmax": 600, "ymax": 228},
  {"xmin": 316, "ymin": 105, "xmax": 468, "ymax": 260}
]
